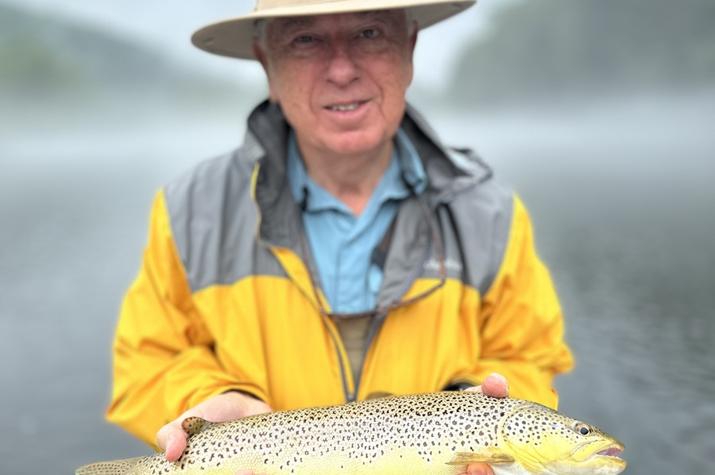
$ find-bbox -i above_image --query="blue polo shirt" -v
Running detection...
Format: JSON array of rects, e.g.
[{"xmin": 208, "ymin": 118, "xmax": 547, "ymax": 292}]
[{"xmin": 287, "ymin": 129, "xmax": 427, "ymax": 313}]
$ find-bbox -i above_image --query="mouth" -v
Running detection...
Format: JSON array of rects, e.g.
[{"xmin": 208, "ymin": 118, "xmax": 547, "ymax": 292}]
[
  {"xmin": 596, "ymin": 446, "xmax": 623, "ymax": 458},
  {"xmin": 589, "ymin": 443, "xmax": 626, "ymax": 468},
  {"xmin": 574, "ymin": 441, "xmax": 625, "ymax": 464},
  {"xmin": 323, "ymin": 99, "xmax": 369, "ymax": 113}
]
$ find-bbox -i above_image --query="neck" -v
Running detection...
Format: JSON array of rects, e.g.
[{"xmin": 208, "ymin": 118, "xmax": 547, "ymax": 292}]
[{"xmin": 297, "ymin": 138, "xmax": 394, "ymax": 216}]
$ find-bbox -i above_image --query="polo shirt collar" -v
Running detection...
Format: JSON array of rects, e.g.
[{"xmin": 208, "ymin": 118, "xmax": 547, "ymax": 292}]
[{"xmin": 287, "ymin": 128, "xmax": 427, "ymax": 211}]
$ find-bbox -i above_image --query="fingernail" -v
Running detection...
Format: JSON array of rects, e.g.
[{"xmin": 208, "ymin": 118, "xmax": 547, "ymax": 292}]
[
  {"xmin": 491, "ymin": 373, "xmax": 508, "ymax": 387},
  {"xmin": 490, "ymin": 372, "xmax": 505, "ymax": 382}
]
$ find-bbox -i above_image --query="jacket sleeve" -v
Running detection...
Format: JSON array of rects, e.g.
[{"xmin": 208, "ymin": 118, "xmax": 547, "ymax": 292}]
[
  {"xmin": 453, "ymin": 195, "xmax": 574, "ymax": 409},
  {"xmin": 105, "ymin": 191, "xmax": 258, "ymax": 446}
]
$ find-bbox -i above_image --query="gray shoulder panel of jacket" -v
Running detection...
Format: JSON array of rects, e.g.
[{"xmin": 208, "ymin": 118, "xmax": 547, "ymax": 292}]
[
  {"xmin": 440, "ymin": 175, "xmax": 515, "ymax": 297},
  {"xmin": 163, "ymin": 140, "xmax": 287, "ymax": 293}
]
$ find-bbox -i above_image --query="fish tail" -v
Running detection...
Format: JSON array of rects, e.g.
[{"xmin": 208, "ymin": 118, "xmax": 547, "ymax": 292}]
[{"xmin": 75, "ymin": 456, "xmax": 144, "ymax": 475}]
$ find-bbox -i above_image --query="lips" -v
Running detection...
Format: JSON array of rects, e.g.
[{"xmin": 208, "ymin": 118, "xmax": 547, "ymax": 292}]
[{"xmin": 324, "ymin": 100, "xmax": 368, "ymax": 112}]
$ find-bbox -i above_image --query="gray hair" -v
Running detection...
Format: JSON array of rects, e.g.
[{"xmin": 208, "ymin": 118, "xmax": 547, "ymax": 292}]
[
  {"xmin": 252, "ymin": 10, "xmax": 417, "ymax": 46},
  {"xmin": 253, "ymin": 19, "xmax": 268, "ymax": 43}
]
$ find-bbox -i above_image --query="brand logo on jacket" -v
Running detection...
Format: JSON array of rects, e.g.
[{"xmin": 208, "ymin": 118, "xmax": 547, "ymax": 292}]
[{"xmin": 423, "ymin": 258, "xmax": 463, "ymax": 273}]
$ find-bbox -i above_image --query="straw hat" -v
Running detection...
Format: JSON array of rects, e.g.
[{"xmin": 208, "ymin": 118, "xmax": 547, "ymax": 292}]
[{"xmin": 192, "ymin": 0, "xmax": 476, "ymax": 60}]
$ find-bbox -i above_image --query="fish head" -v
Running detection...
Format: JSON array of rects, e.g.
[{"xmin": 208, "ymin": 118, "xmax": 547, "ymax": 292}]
[{"xmin": 499, "ymin": 403, "xmax": 627, "ymax": 475}]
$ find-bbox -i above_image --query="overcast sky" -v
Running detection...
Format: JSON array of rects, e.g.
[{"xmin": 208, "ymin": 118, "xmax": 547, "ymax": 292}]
[{"xmin": 7, "ymin": 0, "xmax": 517, "ymax": 88}]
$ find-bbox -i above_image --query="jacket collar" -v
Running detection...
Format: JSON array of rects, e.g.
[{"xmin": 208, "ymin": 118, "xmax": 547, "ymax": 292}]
[{"xmin": 243, "ymin": 100, "xmax": 491, "ymax": 247}]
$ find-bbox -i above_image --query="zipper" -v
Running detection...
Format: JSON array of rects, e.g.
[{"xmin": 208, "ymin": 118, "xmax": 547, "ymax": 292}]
[
  {"xmin": 353, "ymin": 196, "xmax": 438, "ymax": 400},
  {"xmin": 322, "ymin": 316, "xmax": 355, "ymax": 402},
  {"xmin": 251, "ymin": 161, "xmax": 355, "ymax": 402},
  {"xmin": 352, "ymin": 240, "xmax": 433, "ymax": 400}
]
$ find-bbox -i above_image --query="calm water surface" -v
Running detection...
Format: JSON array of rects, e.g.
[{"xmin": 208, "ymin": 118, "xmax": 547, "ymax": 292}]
[{"xmin": 0, "ymin": 97, "xmax": 713, "ymax": 474}]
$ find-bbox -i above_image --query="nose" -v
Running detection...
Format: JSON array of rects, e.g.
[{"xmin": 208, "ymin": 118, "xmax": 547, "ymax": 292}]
[{"xmin": 325, "ymin": 41, "xmax": 359, "ymax": 87}]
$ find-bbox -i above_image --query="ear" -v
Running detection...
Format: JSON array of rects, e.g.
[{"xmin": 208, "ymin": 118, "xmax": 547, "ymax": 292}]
[
  {"xmin": 253, "ymin": 40, "xmax": 268, "ymax": 71},
  {"xmin": 405, "ymin": 28, "xmax": 418, "ymax": 86},
  {"xmin": 253, "ymin": 41, "xmax": 280, "ymax": 103},
  {"xmin": 409, "ymin": 26, "xmax": 418, "ymax": 56}
]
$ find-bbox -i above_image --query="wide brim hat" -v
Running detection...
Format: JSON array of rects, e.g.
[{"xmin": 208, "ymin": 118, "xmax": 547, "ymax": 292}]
[{"xmin": 192, "ymin": 0, "xmax": 476, "ymax": 60}]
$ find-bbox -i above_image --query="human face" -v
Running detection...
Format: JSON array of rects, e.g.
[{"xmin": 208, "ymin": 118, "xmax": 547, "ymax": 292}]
[{"xmin": 255, "ymin": 11, "xmax": 416, "ymax": 158}]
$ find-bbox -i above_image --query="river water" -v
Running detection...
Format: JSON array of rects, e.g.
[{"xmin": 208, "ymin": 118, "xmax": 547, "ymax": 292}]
[{"xmin": 0, "ymin": 95, "xmax": 713, "ymax": 474}]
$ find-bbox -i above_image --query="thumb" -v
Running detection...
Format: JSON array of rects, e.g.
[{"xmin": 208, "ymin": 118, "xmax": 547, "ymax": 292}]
[
  {"xmin": 158, "ymin": 425, "xmax": 187, "ymax": 462},
  {"xmin": 481, "ymin": 373, "xmax": 508, "ymax": 398}
]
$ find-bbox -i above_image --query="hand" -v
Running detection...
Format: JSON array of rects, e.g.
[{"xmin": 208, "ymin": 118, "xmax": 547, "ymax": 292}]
[
  {"xmin": 157, "ymin": 391, "xmax": 272, "ymax": 462},
  {"xmin": 458, "ymin": 373, "xmax": 510, "ymax": 475}
]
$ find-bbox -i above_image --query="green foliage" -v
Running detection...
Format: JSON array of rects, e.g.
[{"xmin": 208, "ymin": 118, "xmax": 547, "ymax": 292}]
[
  {"xmin": 0, "ymin": 3, "xmax": 235, "ymax": 104},
  {"xmin": 451, "ymin": 0, "xmax": 715, "ymax": 107}
]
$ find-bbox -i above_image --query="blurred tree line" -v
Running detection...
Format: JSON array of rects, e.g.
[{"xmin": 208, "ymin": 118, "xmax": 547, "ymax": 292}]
[
  {"xmin": 451, "ymin": 0, "xmax": 715, "ymax": 107},
  {"xmin": 0, "ymin": 2, "xmax": 237, "ymax": 109},
  {"xmin": 1, "ymin": 4, "xmax": 159, "ymax": 95}
]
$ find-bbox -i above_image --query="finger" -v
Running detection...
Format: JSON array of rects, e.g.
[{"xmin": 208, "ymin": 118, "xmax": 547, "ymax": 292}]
[
  {"xmin": 466, "ymin": 463, "xmax": 495, "ymax": 475},
  {"xmin": 163, "ymin": 427, "xmax": 188, "ymax": 462},
  {"xmin": 155, "ymin": 423, "xmax": 173, "ymax": 451},
  {"xmin": 481, "ymin": 373, "xmax": 509, "ymax": 398}
]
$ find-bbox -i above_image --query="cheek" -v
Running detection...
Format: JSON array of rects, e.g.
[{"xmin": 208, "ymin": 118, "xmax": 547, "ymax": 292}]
[
  {"xmin": 371, "ymin": 53, "xmax": 413, "ymax": 96},
  {"xmin": 268, "ymin": 60, "xmax": 313, "ymax": 107},
  {"xmin": 268, "ymin": 66, "xmax": 324, "ymax": 133},
  {"xmin": 375, "ymin": 60, "xmax": 412, "ymax": 115}
]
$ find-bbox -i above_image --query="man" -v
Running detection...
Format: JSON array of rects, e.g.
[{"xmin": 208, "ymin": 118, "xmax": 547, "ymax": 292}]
[{"xmin": 107, "ymin": 0, "xmax": 573, "ymax": 474}]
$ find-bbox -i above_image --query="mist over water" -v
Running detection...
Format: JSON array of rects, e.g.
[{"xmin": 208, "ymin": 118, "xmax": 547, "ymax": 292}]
[
  {"xmin": 2, "ymin": 0, "xmax": 714, "ymax": 472},
  {"xmin": 435, "ymin": 95, "xmax": 715, "ymax": 475},
  {"xmin": 1, "ymin": 92, "xmax": 713, "ymax": 474}
]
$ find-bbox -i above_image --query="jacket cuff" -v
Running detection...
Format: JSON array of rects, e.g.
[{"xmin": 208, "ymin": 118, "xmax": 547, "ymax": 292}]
[
  {"xmin": 443, "ymin": 379, "xmax": 479, "ymax": 391},
  {"xmin": 222, "ymin": 388, "xmax": 266, "ymax": 403}
]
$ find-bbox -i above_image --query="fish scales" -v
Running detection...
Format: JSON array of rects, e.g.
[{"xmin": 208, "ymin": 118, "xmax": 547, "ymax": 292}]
[{"xmin": 77, "ymin": 392, "xmax": 626, "ymax": 475}]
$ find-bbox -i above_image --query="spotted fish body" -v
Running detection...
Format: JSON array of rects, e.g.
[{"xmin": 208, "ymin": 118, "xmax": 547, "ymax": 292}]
[{"xmin": 77, "ymin": 392, "xmax": 626, "ymax": 475}]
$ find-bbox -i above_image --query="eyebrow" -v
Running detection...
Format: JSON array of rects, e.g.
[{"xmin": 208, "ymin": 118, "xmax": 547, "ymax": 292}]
[{"xmin": 275, "ymin": 17, "xmax": 314, "ymax": 30}]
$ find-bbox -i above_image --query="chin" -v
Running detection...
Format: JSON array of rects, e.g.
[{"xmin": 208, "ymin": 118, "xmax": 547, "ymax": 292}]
[{"xmin": 322, "ymin": 128, "xmax": 392, "ymax": 157}]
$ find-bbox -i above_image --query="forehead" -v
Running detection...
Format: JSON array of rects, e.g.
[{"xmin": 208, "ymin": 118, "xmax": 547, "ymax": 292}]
[{"xmin": 267, "ymin": 10, "xmax": 406, "ymax": 33}]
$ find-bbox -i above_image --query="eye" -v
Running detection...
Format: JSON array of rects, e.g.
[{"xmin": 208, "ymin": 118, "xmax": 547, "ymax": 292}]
[
  {"xmin": 574, "ymin": 423, "xmax": 592, "ymax": 436},
  {"xmin": 292, "ymin": 34, "xmax": 316, "ymax": 46},
  {"xmin": 359, "ymin": 28, "xmax": 380, "ymax": 39}
]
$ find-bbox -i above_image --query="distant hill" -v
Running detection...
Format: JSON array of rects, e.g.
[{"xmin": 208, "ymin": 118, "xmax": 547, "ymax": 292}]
[
  {"xmin": 450, "ymin": 0, "xmax": 715, "ymax": 107},
  {"xmin": 0, "ymin": 3, "xmax": 241, "ymax": 108}
]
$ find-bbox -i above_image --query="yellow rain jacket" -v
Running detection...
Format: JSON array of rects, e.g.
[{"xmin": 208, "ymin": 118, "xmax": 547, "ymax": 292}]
[{"xmin": 107, "ymin": 102, "xmax": 574, "ymax": 445}]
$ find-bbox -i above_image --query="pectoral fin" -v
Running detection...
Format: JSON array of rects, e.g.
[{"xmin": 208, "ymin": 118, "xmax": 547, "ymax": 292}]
[
  {"xmin": 182, "ymin": 416, "xmax": 213, "ymax": 437},
  {"xmin": 446, "ymin": 450, "xmax": 515, "ymax": 466}
]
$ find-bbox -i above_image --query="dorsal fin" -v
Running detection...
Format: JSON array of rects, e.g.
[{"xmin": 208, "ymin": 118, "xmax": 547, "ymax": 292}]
[
  {"xmin": 75, "ymin": 457, "xmax": 144, "ymax": 475},
  {"xmin": 181, "ymin": 416, "xmax": 213, "ymax": 437}
]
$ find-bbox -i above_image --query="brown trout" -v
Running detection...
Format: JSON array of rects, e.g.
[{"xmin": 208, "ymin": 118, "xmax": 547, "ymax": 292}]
[{"xmin": 77, "ymin": 391, "xmax": 626, "ymax": 474}]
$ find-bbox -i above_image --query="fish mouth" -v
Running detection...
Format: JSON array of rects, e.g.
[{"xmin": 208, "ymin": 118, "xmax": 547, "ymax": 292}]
[
  {"xmin": 589, "ymin": 442, "xmax": 626, "ymax": 469},
  {"xmin": 596, "ymin": 446, "xmax": 624, "ymax": 458},
  {"xmin": 548, "ymin": 442, "xmax": 626, "ymax": 475},
  {"xmin": 572, "ymin": 440, "xmax": 625, "ymax": 464}
]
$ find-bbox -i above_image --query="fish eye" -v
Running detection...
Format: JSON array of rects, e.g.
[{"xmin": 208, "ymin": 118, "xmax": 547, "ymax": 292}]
[{"xmin": 574, "ymin": 423, "xmax": 592, "ymax": 436}]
